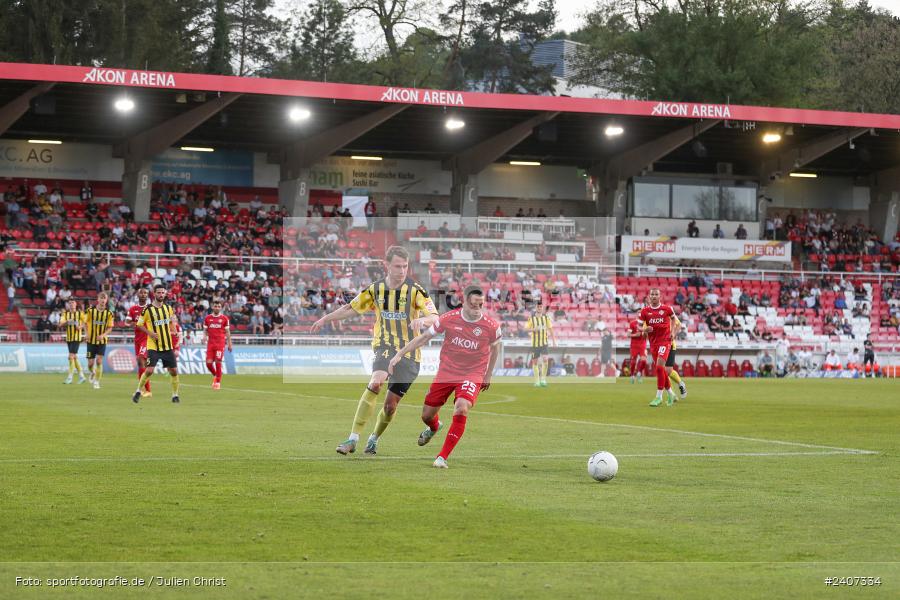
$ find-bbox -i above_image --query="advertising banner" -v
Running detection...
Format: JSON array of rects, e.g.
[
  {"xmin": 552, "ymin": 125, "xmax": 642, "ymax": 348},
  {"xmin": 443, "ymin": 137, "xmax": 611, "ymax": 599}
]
[
  {"xmin": 0, "ymin": 344, "xmax": 234, "ymax": 375},
  {"xmin": 151, "ymin": 148, "xmax": 254, "ymax": 186},
  {"xmin": 0, "ymin": 139, "xmax": 122, "ymax": 180},
  {"xmin": 622, "ymin": 236, "xmax": 792, "ymax": 263}
]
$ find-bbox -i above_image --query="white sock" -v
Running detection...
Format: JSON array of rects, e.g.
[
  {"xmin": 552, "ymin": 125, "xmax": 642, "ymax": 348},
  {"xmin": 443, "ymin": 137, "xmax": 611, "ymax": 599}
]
[
  {"xmin": 656, "ymin": 390, "xmax": 663, "ymax": 398},
  {"xmin": 348, "ymin": 432, "xmax": 360, "ymax": 442}
]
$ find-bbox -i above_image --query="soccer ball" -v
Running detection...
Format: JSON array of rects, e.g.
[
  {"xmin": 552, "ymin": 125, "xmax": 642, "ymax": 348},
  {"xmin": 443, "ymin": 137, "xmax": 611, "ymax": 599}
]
[{"xmin": 587, "ymin": 451, "xmax": 618, "ymax": 482}]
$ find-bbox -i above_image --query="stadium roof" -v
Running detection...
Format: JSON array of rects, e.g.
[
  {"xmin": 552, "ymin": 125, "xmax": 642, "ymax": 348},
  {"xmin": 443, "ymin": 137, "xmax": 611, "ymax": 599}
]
[{"xmin": 1, "ymin": 62, "xmax": 899, "ymax": 178}]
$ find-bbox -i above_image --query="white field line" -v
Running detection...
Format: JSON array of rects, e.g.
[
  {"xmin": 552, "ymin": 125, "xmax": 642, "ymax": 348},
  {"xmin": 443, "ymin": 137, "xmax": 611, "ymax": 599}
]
[
  {"xmin": 0, "ymin": 451, "xmax": 872, "ymax": 465},
  {"xmin": 178, "ymin": 383, "xmax": 879, "ymax": 456}
]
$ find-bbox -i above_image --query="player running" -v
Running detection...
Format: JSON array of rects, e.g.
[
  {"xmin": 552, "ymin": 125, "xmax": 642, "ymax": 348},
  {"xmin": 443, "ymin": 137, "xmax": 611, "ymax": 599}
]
[
  {"xmin": 525, "ymin": 303, "xmax": 556, "ymax": 387},
  {"xmin": 60, "ymin": 299, "xmax": 86, "ymax": 384},
  {"xmin": 310, "ymin": 246, "xmax": 438, "ymax": 456},
  {"xmin": 388, "ymin": 286, "xmax": 502, "ymax": 469},
  {"xmin": 125, "ymin": 287, "xmax": 152, "ymax": 397},
  {"xmin": 203, "ymin": 299, "xmax": 233, "ymax": 389},
  {"xmin": 627, "ymin": 316, "xmax": 647, "ymax": 384},
  {"xmin": 639, "ymin": 288, "xmax": 678, "ymax": 407},
  {"xmin": 132, "ymin": 285, "xmax": 180, "ymax": 404},
  {"xmin": 84, "ymin": 292, "xmax": 114, "ymax": 390}
]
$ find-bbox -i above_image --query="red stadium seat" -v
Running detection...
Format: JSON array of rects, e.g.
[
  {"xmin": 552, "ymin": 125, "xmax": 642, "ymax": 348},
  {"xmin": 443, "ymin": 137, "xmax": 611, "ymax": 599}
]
[
  {"xmin": 710, "ymin": 360, "xmax": 724, "ymax": 378},
  {"xmin": 680, "ymin": 360, "xmax": 694, "ymax": 377},
  {"xmin": 590, "ymin": 358, "xmax": 602, "ymax": 377},
  {"xmin": 741, "ymin": 360, "xmax": 754, "ymax": 376},
  {"xmin": 726, "ymin": 359, "xmax": 739, "ymax": 378},
  {"xmin": 695, "ymin": 360, "xmax": 710, "ymax": 377},
  {"xmin": 575, "ymin": 358, "xmax": 589, "ymax": 377}
]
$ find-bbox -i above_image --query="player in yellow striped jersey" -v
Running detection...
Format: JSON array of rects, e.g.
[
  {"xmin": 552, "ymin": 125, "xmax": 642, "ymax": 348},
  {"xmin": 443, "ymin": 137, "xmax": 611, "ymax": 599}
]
[
  {"xmin": 311, "ymin": 246, "xmax": 439, "ymax": 455},
  {"xmin": 132, "ymin": 285, "xmax": 181, "ymax": 404},
  {"xmin": 667, "ymin": 315, "xmax": 688, "ymax": 399},
  {"xmin": 525, "ymin": 303, "xmax": 556, "ymax": 387},
  {"xmin": 83, "ymin": 292, "xmax": 114, "ymax": 389},
  {"xmin": 59, "ymin": 299, "xmax": 86, "ymax": 385}
]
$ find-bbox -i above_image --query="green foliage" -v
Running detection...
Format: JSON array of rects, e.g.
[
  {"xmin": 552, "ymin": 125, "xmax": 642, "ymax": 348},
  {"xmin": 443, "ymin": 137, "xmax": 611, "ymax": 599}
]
[
  {"xmin": 269, "ymin": 0, "xmax": 361, "ymax": 83},
  {"xmin": 206, "ymin": 0, "xmax": 233, "ymax": 75},
  {"xmin": 571, "ymin": 0, "xmax": 823, "ymax": 105}
]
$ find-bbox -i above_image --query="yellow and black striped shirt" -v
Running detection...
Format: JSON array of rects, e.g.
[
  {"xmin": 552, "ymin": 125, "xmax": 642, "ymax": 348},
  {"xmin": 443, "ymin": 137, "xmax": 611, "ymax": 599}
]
[
  {"xmin": 350, "ymin": 278, "xmax": 437, "ymax": 362},
  {"xmin": 526, "ymin": 314, "xmax": 553, "ymax": 348},
  {"xmin": 137, "ymin": 303, "xmax": 176, "ymax": 352},
  {"xmin": 83, "ymin": 307, "xmax": 114, "ymax": 345},
  {"xmin": 60, "ymin": 310, "xmax": 84, "ymax": 342}
]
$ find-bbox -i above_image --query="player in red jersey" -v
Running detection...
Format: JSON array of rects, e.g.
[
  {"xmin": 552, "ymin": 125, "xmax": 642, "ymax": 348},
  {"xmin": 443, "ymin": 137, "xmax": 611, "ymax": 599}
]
[
  {"xmin": 388, "ymin": 286, "xmax": 502, "ymax": 469},
  {"xmin": 638, "ymin": 288, "xmax": 678, "ymax": 407},
  {"xmin": 125, "ymin": 287, "xmax": 152, "ymax": 397},
  {"xmin": 203, "ymin": 299, "xmax": 233, "ymax": 390},
  {"xmin": 628, "ymin": 318, "xmax": 648, "ymax": 384}
]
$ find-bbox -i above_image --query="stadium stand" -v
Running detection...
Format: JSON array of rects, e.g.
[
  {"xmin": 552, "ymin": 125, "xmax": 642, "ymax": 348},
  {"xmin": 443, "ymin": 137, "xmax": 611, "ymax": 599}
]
[{"xmin": 3, "ymin": 176, "xmax": 899, "ymax": 375}]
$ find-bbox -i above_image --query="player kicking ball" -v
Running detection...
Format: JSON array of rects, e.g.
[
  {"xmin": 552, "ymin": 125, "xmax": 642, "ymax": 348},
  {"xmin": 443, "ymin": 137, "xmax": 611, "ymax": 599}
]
[
  {"xmin": 203, "ymin": 299, "xmax": 233, "ymax": 389},
  {"xmin": 388, "ymin": 286, "xmax": 502, "ymax": 469}
]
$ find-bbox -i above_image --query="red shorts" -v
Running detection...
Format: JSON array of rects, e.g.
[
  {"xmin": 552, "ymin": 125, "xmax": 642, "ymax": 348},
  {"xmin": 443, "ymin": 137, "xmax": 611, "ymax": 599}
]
[
  {"xmin": 207, "ymin": 346, "xmax": 225, "ymax": 361},
  {"xmin": 425, "ymin": 380, "xmax": 482, "ymax": 408},
  {"xmin": 650, "ymin": 343, "xmax": 671, "ymax": 363},
  {"xmin": 135, "ymin": 342, "xmax": 148, "ymax": 360},
  {"xmin": 630, "ymin": 350, "xmax": 646, "ymax": 365}
]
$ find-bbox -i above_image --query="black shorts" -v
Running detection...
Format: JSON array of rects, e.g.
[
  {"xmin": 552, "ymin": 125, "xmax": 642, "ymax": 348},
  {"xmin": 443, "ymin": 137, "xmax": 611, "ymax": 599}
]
[
  {"xmin": 372, "ymin": 346, "xmax": 420, "ymax": 397},
  {"xmin": 86, "ymin": 343, "xmax": 106, "ymax": 359},
  {"xmin": 864, "ymin": 350, "xmax": 875, "ymax": 364},
  {"xmin": 532, "ymin": 345, "xmax": 549, "ymax": 359},
  {"xmin": 665, "ymin": 348, "xmax": 677, "ymax": 368},
  {"xmin": 147, "ymin": 349, "xmax": 177, "ymax": 370},
  {"xmin": 66, "ymin": 341, "xmax": 81, "ymax": 354}
]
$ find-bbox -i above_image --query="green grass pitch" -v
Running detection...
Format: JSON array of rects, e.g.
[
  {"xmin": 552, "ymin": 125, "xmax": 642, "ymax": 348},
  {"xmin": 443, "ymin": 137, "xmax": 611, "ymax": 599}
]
[{"xmin": 0, "ymin": 374, "xmax": 898, "ymax": 599}]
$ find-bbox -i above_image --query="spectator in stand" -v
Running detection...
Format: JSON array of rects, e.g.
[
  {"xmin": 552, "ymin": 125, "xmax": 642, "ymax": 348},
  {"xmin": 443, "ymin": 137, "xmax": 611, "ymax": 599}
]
[
  {"xmin": 6, "ymin": 281, "xmax": 14, "ymax": 312},
  {"xmin": 834, "ymin": 295, "xmax": 847, "ymax": 310},
  {"xmin": 4, "ymin": 196, "xmax": 20, "ymax": 228},
  {"xmin": 515, "ymin": 208, "xmax": 525, "ymax": 217},
  {"xmin": 423, "ymin": 202, "xmax": 436, "ymax": 213},
  {"xmin": 846, "ymin": 348, "xmax": 861, "ymax": 370},
  {"xmin": 643, "ymin": 229, "xmax": 650, "ymax": 236},
  {"xmin": 388, "ymin": 202, "xmax": 399, "ymax": 218},
  {"xmin": 735, "ymin": 224, "xmax": 748, "ymax": 239},
  {"xmin": 33, "ymin": 181, "xmax": 47, "ymax": 197},
  {"xmin": 438, "ymin": 222, "xmax": 451, "ymax": 237},
  {"xmin": 712, "ymin": 224, "xmax": 724, "ymax": 239},
  {"xmin": 416, "ymin": 221, "xmax": 428, "ymax": 236},
  {"xmin": 823, "ymin": 350, "xmax": 841, "ymax": 371},
  {"xmin": 164, "ymin": 236, "xmax": 178, "ymax": 255},
  {"xmin": 364, "ymin": 198, "xmax": 376, "ymax": 232},
  {"xmin": 537, "ymin": 208, "xmax": 547, "ymax": 217},
  {"xmin": 687, "ymin": 220, "xmax": 700, "ymax": 238},
  {"xmin": 85, "ymin": 202, "xmax": 99, "ymax": 222},
  {"xmin": 758, "ymin": 351, "xmax": 775, "ymax": 377},
  {"xmin": 80, "ymin": 181, "xmax": 93, "ymax": 202},
  {"xmin": 765, "ymin": 216, "xmax": 775, "ymax": 240},
  {"xmin": 249, "ymin": 196, "xmax": 263, "ymax": 213}
]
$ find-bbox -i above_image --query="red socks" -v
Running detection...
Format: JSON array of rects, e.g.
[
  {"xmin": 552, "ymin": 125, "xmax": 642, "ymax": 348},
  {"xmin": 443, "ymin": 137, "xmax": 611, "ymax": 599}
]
[
  {"xmin": 426, "ymin": 414, "xmax": 440, "ymax": 431},
  {"xmin": 207, "ymin": 361, "xmax": 223, "ymax": 382},
  {"xmin": 656, "ymin": 366, "xmax": 667, "ymax": 390},
  {"xmin": 438, "ymin": 414, "xmax": 467, "ymax": 460}
]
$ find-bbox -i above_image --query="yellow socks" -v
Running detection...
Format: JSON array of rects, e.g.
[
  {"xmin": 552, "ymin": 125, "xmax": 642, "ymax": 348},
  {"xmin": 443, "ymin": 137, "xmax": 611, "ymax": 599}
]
[
  {"xmin": 74, "ymin": 359, "xmax": 82, "ymax": 374},
  {"xmin": 669, "ymin": 370, "xmax": 682, "ymax": 385},
  {"xmin": 68, "ymin": 358, "xmax": 75, "ymax": 377},
  {"xmin": 95, "ymin": 363, "xmax": 103, "ymax": 382},
  {"xmin": 351, "ymin": 388, "xmax": 379, "ymax": 437},
  {"xmin": 171, "ymin": 374, "xmax": 180, "ymax": 395},
  {"xmin": 137, "ymin": 370, "xmax": 151, "ymax": 391},
  {"xmin": 374, "ymin": 407, "xmax": 394, "ymax": 437},
  {"xmin": 541, "ymin": 361, "xmax": 549, "ymax": 379},
  {"xmin": 533, "ymin": 363, "xmax": 541, "ymax": 383}
]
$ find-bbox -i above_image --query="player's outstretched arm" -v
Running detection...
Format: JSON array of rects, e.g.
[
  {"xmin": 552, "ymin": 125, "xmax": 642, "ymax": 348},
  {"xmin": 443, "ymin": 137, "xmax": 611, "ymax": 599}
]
[
  {"xmin": 388, "ymin": 330, "xmax": 436, "ymax": 374},
  {"xmin": 310, "ymin": 304, "xmax": 357, "ymax": 333},
  {"xmin": 410, "ymin": 313, "xmax": 439, "ymax": 330}
]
